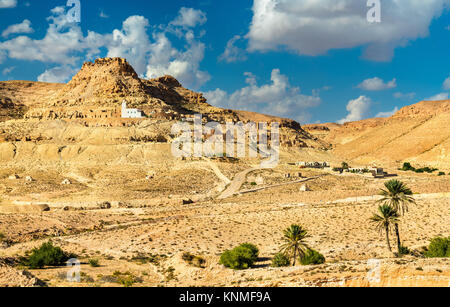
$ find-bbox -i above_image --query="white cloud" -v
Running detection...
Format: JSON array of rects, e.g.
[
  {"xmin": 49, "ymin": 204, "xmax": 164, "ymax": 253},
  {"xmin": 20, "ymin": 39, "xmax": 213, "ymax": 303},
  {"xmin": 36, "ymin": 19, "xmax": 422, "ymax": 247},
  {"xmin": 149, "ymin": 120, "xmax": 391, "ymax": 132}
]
[
  {"xmin": 0, "ymin": 7, "xmax": 103, "ymax": 65},
  {"xmin": 170, "ymin": 7, "xmax": 207, "ymax": 28},
  {"xmin": 205, "ymin": 69, "xmax": 321, "ymax": 123},
  {"xmin": 426, "ymin": 92, "xmax": 449, "ymax": 101},
  {"xmin": 394, "ymin": 92, "xmax": 416, "ymax": 99},
  {"xmin": 0, "ymin": 6, "xmax": 210, "ymax": 89},
  {"xmin": 2, "ymin": 66, "xmax": 14, "ymax": 75},
  {"xmin": 376, "ymin": 107, "xmax": 399, "ymax": 118},
  {"xmin": 443, "ymin": 76, "xmax": 450, "ymax": 90},
  {"xmin": 219, "ymin": 35, "xmax": 247, "ymax": 63},
  {"xmin": 106, "ymin": 16, "xmax": 151, "ymax": 75},
  {"xmin": 144, "ymin": 8, "xmax": 210, "ymax": 88},
  {"xmin": 247, "ymin": 0, "xmax": 449, "ymax": 61},
  {"xmin": 2, "ymin": 19, "xmax": 34, "ymax": 37},
  {"xmin": 338, "ymin": 96, "xmax": 371, "ymax": 124},
  {"xmin": 37, "ymin": 65, "xmax": 77, "ymax": 83},
  {"xmin": 0, "ymin": 0, "xmax": 16, "ymax": 8},
  {"xmin": 357, "ymin": 77, "xmax": 397, "ymax": 91}
]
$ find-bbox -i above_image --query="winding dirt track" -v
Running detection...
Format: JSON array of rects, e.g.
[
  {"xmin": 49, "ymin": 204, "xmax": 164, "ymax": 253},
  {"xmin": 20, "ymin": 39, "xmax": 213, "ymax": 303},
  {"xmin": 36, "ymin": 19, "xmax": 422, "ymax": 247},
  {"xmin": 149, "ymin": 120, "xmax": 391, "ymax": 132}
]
[{"xmin": 218, "ymin": 168, "xmax": 259, "ymax": 199}]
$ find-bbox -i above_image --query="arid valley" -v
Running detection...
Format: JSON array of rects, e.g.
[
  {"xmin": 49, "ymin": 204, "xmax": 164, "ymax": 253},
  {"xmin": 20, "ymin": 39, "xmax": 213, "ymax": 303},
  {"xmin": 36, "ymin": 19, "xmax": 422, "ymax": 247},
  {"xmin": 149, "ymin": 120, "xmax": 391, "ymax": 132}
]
[{"xmin": 0, "ymin": 58, "xmax": 449, "ymax": 287}]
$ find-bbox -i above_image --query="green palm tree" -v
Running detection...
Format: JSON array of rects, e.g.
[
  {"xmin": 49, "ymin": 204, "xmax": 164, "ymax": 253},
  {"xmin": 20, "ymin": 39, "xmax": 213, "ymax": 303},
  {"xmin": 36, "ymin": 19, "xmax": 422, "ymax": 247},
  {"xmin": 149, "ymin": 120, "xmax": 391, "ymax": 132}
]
[
  {"xmin": 378, "ymin": 180, "xmax": 416, "ymax": 253},
  {"xmin": 280, "ymin": 225, "xmax": 310, "ymax": 266},
  {"xmin": 370, "ymin": 205, "xmax": 400, "ymax": 252}
]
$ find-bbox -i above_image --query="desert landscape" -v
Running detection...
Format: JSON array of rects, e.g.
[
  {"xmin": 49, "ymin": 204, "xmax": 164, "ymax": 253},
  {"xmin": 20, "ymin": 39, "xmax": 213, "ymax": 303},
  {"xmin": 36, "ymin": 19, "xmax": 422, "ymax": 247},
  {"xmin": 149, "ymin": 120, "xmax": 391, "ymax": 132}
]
[{"xmin": 0, "ymin": 58, "xmax": 449, "ymax": 287}]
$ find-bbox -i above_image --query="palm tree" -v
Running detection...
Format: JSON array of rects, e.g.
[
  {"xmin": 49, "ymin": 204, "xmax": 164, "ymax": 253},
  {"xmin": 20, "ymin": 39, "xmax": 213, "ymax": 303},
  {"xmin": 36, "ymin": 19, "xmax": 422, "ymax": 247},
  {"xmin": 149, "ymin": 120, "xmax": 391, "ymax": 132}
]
[
  {"xmin": 378, "ymin": 180, "xmax": 416, "ymax": 253},
  {"xmin": 370, "ymin": 205, "xmax": 400, "ymax": 252},
  {"xmin": 280, "ymin": 225, "xmax": 310, "ymax": 266}
]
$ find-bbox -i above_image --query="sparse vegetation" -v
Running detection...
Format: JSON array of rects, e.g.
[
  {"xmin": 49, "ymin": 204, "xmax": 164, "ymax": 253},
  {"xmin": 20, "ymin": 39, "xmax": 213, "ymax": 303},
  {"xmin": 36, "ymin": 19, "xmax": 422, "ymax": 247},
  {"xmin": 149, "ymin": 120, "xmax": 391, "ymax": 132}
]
[
  {"xmin": 0, "ymin": 232, "xmax": 5, "ymax": 242},
  {"xmin": 88, "ymin": 258, "xmax": 100, "ymax": 267},
  {"xmin": 182, "ymin": 252, "xmax": 206, "ymax": 268},
  {"xmin": 300, "ymin": 249, "xmax": 325, "ymax": 265},
  {"xmin": 220, "ymin": 243, "xmax": 259, "ymax": 270},
  {"xmin": 111, "ymin": 271, "xmax": 143, "ymax": 287},
  {"xmin": 400, "ymin": 162, "xmax": 438, "ymax": 174},
  {"xmin": 423, "ymin": 237, "xmax": 450, "ymax": 258},
  {"xmin": 21, "ymin": 241, "xmax": 75, "ymax": 269},
  {"xmin": 271, "ymin": 253, "xmax": 290, "ymax": 267},
  {"xmin": 280, "ymin": 225, "xmax": 310, "ymax": 266},
  {"xmin": 378, "ymin": 180, "xmax": 416, "ymax": 255},
  {"xmin": 370, "ymin": 204, "xmax": 400, "ymax": 252}
]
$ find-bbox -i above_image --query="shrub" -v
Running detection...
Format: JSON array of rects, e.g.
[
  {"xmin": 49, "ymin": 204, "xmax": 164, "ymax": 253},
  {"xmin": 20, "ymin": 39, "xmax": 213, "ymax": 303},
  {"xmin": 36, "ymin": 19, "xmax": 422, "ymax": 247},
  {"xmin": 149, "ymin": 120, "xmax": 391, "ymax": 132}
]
[
  {"xmin": 424, "ymin": 237, "xmax": 450, "ymax": 258},
  {"xmin": 239, "ymin": 243, "xmax": 259, "ymax": 262},
  {"xmin": 271, "ymin": 253, "xmax": 290, "ymax": 267},
  {"xmin": 401, "ymin": 162, "xmax": 414, "ymax": 171},
  {"xmin": 182, "ymin": 252, "xmax": 206, "ymax": 268},
  {"xmin": 438, "ymin": 172, "xmax": 446, "ymax": 176},
  {"xmin": 398, "ymin": 245, "xmax": 411, "ymax": 256},
  {"xmin": 300, "ymin": 249, "xmax": 325, "ymax": 265},
  {"xmin": 0, "ymin": 232, "xmax": 5, "ymax": 242},
  {"xmin": 220, "ymin": 244, "xmax": 259, "ymax": 270},
  {"xmin": 23, "ymin": 242, "xmax": 74, "ymax": 269},
  {"xmin": 88, "ymin": 258, "xmax": 100, "ymax": 267}
]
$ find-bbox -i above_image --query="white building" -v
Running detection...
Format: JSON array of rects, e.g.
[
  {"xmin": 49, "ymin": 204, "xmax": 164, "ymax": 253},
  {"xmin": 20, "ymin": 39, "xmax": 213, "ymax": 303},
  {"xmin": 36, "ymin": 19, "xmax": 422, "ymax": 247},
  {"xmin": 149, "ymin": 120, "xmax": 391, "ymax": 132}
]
[{"xmin": 121, "ymin": 101, "xmax": 143, "ymax": 119}]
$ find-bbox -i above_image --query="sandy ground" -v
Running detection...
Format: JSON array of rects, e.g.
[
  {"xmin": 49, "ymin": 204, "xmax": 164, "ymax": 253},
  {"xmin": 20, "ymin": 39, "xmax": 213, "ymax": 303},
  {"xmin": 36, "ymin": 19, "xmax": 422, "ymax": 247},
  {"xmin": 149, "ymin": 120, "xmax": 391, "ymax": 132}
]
[{"xmin": 0, "ymin": 160, "xmax": 449, "ymax": 287}]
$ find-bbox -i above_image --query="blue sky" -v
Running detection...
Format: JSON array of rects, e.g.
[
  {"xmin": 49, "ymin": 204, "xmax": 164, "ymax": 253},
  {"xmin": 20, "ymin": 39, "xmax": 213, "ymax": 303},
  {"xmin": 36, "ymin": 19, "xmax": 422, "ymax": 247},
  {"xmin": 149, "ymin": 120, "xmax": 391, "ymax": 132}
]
[{"xmin": 0, "ymin": 0, "xmax": 449, "ymax": 124}]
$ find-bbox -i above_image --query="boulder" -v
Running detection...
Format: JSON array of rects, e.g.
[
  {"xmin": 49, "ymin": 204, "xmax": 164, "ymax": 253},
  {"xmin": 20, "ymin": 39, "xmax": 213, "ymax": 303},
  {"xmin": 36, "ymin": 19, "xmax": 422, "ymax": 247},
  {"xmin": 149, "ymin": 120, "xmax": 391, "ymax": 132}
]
[{"xmin": 61, "ymin": 179, "xmax": 71, "ymax": 185}]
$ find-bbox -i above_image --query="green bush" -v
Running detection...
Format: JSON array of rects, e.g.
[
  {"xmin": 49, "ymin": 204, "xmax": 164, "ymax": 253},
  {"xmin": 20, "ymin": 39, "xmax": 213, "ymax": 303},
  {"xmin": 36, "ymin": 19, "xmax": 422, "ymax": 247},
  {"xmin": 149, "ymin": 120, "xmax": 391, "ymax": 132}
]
[
  {"xmin": 438, "ymin": 172, "xmax": 446, "ymax": 176},
  {"xmin": 88, "ymin": 258, "xmax": 100, "ymax": 267},
  {"xmin": 398, "ymin": 245, "xmax": 411, "ymax": 256},
  {"xmin": 23, "ymin": 242, "xmax": 74, "ymax": 269},
  {"xmin": 271, "ymin": 253, "xmax": 290, "ymax": 267},
  {"xmin": 220, "ymin": 244, "xmax": 259, "ymax": 270},
  {"xmin": 300, "ymin": 249, "xmax": 325, "ymax": 265},
  {"xmin": 239, "ymin": 243, "xmax": 259, "ymax": 262},
  {"xmin": 424, "ymin": 237, "xmax": 450, "ymax": 258}
]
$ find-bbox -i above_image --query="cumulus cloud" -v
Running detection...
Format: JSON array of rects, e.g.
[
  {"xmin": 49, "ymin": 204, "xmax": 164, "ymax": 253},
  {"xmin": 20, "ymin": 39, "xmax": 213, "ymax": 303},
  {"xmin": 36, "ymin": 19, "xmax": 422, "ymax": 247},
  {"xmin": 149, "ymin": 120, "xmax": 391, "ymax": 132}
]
[
  {"xmin": 144, "ymin": 8, "xmax": 210, "ymax": 88},
  {"xmin": 376, "ymin": 106, "xmax": 399, "ymax": 118},
  {"xmin": 37, "ymin": 65, "xmax": 78, "ymax": 83},
  {"xmin": 106, "ymin": 16, "xmax": 151, "ymax": 75},
  {"xmin": 426, "ymin": 92, "xmax": 449, "ymax": 101},
  {"xmin": 0, "ymin": 0, "xmax": 16, "ymax": 8},
  {"xmin": 205, "ymin": 69, "xmax": 321, "ymax": 123},
  {"xmin": 247, "ymin": 0, "xmax": 449, "ymax": 61},
  {"xmin": 2, "ymin": 19, "xmax": 34, "ymax": 37},
  {"xmin": 443, "ymin": 76, "xmax": 450, "ymax": 90},
  {"xmin": 170, "ymin": 7, "xmax": 207, "ymax": 28},
  {"xmin": 357, "ymin": 77, "xmax": 397, "ymax": 91},
  {"xmin": 0, "ymin": 7, "xmax": 103, "ymax": 65},
  {"xmin": 338, "ymin": 96, "xmax": 371, "ymax": 124},
  {"xmin": 219, "ymin": 35, "xmax": 247, "ymax": 63},
  {"xmin": 0, "ymin": 6, "xmax": 210, "ymax": 88},
  {"xmin": 394, "ymin": 92, "xmax": 416, "ymax": 100}
]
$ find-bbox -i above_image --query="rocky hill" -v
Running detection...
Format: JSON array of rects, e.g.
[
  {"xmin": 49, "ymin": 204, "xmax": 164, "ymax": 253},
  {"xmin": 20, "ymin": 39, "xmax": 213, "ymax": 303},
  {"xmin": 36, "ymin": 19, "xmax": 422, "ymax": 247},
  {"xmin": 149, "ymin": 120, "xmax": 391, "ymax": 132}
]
[
  {"xmin": 0, "ymin": 57, "xmax": 325, "ymax": 150},
  {"xmin": 304, "ymin": 100, "xmax": 450, "ymax": 168}
]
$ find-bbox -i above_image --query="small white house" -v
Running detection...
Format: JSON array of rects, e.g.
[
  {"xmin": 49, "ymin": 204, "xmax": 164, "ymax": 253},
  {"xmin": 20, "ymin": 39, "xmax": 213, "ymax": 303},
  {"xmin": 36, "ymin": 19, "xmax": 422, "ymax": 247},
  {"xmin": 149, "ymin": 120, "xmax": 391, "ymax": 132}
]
[{"xmin": 121, "ymin": 101, "xmax": 143, "ymax": 119}]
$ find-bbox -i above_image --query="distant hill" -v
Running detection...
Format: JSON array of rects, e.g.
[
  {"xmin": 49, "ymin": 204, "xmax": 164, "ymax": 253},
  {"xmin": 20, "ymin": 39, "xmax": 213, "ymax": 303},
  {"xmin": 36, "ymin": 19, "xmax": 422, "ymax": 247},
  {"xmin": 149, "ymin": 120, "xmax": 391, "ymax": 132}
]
[{"xmin": 304, "ymin": 100, "xmax": 450, "ymax": 168}]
